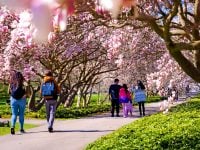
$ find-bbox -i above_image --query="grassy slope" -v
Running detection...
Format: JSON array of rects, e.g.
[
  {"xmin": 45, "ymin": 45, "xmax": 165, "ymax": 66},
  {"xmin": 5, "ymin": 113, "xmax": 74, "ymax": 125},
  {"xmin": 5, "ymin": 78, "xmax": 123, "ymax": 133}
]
[
  {"xmin": 86, "ymin": 98, "xmax": 200, "ymax": 150},
  {"xmin": 0, "ymin": 123, "xmax": 37, "ymax": 136}
]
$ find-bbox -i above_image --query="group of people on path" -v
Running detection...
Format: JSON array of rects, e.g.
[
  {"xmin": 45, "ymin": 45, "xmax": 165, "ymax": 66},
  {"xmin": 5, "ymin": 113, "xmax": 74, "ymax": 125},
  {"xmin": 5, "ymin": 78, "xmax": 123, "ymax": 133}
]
[
  {"xmin": 8, "ymin": 70, "xmax": 60, "ymax": 134},
  {"xmin": 8, "ymin": 71, "xmax": 146, "ymax": 135},
  {"xmin": 109, "ymin": 79, "xmax": 146, "ymax": 118}
]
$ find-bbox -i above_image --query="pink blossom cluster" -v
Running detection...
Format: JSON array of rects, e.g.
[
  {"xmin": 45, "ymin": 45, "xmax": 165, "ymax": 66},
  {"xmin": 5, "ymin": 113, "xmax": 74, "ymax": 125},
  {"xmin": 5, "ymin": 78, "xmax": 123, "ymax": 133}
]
[
  {"xmin": 146, "ymin": 52, "xmax": 192, "ymax": 93},
  {"xmin": 0, "ymin": 0, "xmax": 75, "ymax": 42},
  {"xmin": 23, "ymin": 64, "xmax": 35, "ymax": 81}
]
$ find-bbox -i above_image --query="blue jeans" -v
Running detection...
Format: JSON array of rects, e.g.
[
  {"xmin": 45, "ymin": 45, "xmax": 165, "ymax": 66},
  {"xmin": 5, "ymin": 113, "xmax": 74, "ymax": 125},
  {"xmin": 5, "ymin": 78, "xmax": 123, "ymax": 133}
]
[
  {"xmin": 10, "ymin": 96, "xmax": 26, "ymax": 129},
  {"xmin": 45, "ymin": 100, "xmax": 57, "ymax": 128}
]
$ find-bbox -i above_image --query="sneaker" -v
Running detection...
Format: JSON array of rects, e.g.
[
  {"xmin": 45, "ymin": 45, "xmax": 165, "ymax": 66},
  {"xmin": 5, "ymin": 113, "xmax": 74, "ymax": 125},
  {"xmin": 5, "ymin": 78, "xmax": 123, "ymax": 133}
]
[
  {"xmin": 111, "ymin": 114, "xmax": 114, "ymax": 117},
  {"xmin": 48, "ymin": 128, "xmax": 53, "ymax": 133},
  {"xmin": 116, "ymin": 114, "xmax": 120, "ymax": 117},
  {"xmin": 11, "ymin": 128, "xmax": 15, "ymax": 135},
  {"xmin": 20, "ymin": 129, "xmax": 25, "ymax": 133}
]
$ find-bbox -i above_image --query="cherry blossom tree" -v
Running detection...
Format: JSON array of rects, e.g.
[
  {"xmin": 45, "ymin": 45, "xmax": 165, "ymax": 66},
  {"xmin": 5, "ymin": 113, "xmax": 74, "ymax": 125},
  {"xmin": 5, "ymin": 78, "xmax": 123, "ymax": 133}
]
[
  {"xmin": 1, "ymin": 1, "xmax": 200, "ymax": 109},
  {"xmin": 93, "ymin": 0, "xmax": 200, "ymax": 82}
]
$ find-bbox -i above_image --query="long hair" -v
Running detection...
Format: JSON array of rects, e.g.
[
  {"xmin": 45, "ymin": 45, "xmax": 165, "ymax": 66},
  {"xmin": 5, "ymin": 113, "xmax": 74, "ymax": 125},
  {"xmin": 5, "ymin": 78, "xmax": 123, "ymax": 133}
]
[
  {"xmin": 137, "ymin": 80, "xmax": 145, "ymax": 90},
  {"xmin": 10, "ymin": 71, "xmax": 24, "ymax": 87},
  {"xmin": 122, "ymin": 84, "xmax": 128, "ymax": 93}
]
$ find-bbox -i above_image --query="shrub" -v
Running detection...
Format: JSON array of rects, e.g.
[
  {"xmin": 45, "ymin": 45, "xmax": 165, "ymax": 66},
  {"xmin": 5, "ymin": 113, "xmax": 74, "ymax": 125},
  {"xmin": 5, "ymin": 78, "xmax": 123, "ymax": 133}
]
[
  {"xmin": 0, "ymin": 103, "xmax": 111, "ymax": 119},
  {"xmin": 86, "ymin": 98, "xmax": 200, "ymax": 150}
]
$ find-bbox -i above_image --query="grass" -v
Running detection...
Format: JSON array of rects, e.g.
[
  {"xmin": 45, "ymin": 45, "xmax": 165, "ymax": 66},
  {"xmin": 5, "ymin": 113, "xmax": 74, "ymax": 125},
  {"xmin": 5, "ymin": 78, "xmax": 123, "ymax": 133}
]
[
  {"xmin": 86, "ymin": 97, "xmax": 200, "ymax": 150},
  {"xmin": 0, "ymin": 123, "xmax": 37, "ymax": 136}
]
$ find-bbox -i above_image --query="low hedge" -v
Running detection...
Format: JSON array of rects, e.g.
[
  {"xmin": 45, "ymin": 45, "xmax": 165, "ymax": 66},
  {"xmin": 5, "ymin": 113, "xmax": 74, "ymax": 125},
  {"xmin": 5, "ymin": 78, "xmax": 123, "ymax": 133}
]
[
  {"xmin": 0, "ymin": 104, "xmax": 111, "ymax": 119},
  {"xmin": 0, "ymin": 95, "xmax": 161, "ymax": 119},
  {"xmin": 146, "ymin": 95, "xmax": 162, "ymax": 103},
  {"xmin": 26, "ymin": 104, "xmax": 111, "ymax": 119},
  {"xmin": 86, "ymin": 98, "xmax": 200, "ymax": 150}
]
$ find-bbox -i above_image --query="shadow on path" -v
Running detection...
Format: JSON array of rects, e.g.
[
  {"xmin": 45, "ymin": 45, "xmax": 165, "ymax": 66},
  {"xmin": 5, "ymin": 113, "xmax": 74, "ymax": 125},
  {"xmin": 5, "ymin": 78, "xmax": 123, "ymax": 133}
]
[{"xmin": 53, "ymin": 129, "xmax": 114, "ymax": 133}]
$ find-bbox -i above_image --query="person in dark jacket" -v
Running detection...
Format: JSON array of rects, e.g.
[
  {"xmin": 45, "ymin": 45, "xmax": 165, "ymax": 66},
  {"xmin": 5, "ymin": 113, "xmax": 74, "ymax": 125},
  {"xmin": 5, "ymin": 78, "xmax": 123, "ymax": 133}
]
[{"xmin": 109, "ymin": 79, "xmax": 121, "ymax": 117}]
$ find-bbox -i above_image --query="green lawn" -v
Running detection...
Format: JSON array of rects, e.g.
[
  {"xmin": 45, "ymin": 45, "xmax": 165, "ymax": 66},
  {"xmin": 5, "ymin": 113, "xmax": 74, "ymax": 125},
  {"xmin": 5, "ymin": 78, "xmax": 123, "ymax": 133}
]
[
  {"xmin": 0, "ymin": 123, "xmax": 37, "ymax": 136},
  {"xmin": 86, "ymin": 97, "xmax": 200, "ymax": 150}
]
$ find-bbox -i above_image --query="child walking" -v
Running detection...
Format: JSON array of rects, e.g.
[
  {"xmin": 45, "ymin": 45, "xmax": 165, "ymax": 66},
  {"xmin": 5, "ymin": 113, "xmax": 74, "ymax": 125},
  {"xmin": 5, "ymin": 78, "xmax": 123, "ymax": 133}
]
[{"xmin": 119, "ymin": 84, "xmax": 132, "ymax": 118}]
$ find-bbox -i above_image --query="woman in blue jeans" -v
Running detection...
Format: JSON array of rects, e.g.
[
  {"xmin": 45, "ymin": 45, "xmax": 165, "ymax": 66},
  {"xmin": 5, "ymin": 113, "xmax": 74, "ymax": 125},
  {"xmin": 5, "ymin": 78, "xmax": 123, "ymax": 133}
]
[{"xmin": 8, "ymin": 71, "xmax": 28, "ymax": 135}]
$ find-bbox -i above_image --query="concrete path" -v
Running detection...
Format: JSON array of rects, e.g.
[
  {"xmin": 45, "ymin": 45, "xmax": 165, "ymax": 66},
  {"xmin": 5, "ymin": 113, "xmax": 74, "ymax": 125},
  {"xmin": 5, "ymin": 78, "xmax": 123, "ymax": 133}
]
[{"xmin": 0, "ymin": 99, "xmax": 187, "ymax": 150}]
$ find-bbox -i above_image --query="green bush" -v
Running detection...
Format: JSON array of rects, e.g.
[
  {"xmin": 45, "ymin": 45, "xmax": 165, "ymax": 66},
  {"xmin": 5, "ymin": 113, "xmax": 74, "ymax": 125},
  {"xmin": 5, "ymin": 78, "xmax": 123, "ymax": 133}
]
[
  {"xmin": 146, "ymin": 95, "xmax": 162, "ymax": 103},
  {"xmin": 86, "ymin": 98, "xmax": 200, "ymax": 150},
  {"xmin": 26, "ymin": 104, "xmax": 110, "ymax": 119},
  {"xmin": 0, "ymin": 103, "xmax": 111, "ymax": 119}
]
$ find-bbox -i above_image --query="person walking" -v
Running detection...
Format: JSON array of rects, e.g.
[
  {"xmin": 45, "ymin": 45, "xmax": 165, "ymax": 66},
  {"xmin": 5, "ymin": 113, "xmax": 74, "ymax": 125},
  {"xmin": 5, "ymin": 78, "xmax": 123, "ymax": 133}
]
[
  {"xmin": 41, "ymin": 71, "xmax": 60, "ymax": 133},
  {"xmin": 119, "ymin": 84, "xmax": 132, "ymax": 118},
  {"xmin": 109, "ymin": 79, "xmax": 121, "ymax": 117},
  {"xmin": 185, "ymin": 84, "xmax": 190, "ymax": 98},
  {"xmin": 134, "ymin": 81, "xmax": 146, "ymax": 117},
  {"xmin": 8, "ymin": 71, "xmax": 29, "ymax": 135},
  {"xmin": 172, "ymin": 86, "xmax": 178, "ymax": 102}
]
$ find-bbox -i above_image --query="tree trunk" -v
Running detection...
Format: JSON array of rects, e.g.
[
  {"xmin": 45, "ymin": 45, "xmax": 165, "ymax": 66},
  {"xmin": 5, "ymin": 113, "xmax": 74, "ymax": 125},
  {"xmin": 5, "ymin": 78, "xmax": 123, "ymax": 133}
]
[
  {"xmin": 64, "ymin": 90, "xmax": 77, "ymax": 107},
  {"xmin": 76, "ymin": 89, "xmax": 81, "ymax": 108},
  {"xmin": 195, "ymin": 51, "xmax": 200, "ymax": 70},
  {"xmin": 168, "ymin": 47, "xmax": 200, "ymax": 82},
  {"xmin": 28, "ymin": 85, "xmax": 43, "ymax": 111}
]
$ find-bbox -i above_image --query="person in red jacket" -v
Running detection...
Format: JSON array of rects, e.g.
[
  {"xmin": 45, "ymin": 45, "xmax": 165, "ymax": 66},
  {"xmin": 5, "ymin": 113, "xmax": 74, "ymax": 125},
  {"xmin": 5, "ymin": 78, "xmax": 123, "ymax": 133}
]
[{"xmin": 119, "ymin": 84, "xmax": 132, "ymax": 118}]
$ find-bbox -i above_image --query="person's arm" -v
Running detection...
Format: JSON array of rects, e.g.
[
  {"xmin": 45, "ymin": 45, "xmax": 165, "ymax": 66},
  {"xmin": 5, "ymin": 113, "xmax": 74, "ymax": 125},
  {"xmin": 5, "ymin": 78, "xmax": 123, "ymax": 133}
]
[
  {"xmin": 7, "ymin": 84, "xmax": 11, "ymax": 95},
  {"xmin": 53, "ymin": 80, "xmax": 61, "ymax": 94},
  {"xmin": 108, "ymin": 85, "xmax": 112, "ymax": 100}
]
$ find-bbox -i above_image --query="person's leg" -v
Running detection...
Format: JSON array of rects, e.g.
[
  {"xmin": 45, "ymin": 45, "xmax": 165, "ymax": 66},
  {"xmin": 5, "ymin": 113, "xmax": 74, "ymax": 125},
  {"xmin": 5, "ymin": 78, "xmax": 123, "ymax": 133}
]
[
  {"xmin": 116, "ymin": 100, "xmax": 120, "ymax": 117},
  {"xmin": 111, "ymin": 100, "xmax": 115, "ymax": 117},
  {"xmin": 48, "ymin": 100, "xmax": 57, "ymax": 132},
  {"xmin": 130, "ymin": 103, "xmax": 133, "ymax": 116},
  {"xmin": 18, "ymin": 98, "xmax": 26, "ymax": 132},
  {"xmin": 45, "ymin": 100, "xmax": 51, "ymax": 126},
  {"xmin": 138, "ymin": 102, "xmax": 142, "ymax": 116},
  {"xmin": 125, "ymin": 103, "xmax": 129, "ymax": 116},
  {"xmin": 142, "ymin": 102, "xmax": 145, "ymax": 116},
  {"xmin": 10, "ymin": 97, "xmax": 18, "ymax": 134},
  {"xmin": 122, "ymin": 103, "xmax": 127, "ymax": 117}
]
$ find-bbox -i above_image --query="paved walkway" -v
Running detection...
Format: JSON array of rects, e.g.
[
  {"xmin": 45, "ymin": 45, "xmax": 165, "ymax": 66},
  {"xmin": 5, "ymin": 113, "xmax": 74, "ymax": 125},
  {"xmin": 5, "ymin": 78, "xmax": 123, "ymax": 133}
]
[{"xmin": 0, "ymin": 98, "xmax": 187, "ymax": 150}]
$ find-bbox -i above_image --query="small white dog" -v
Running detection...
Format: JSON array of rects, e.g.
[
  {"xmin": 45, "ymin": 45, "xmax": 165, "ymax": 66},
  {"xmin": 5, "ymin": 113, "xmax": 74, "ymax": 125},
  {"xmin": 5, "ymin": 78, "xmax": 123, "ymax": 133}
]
[{"xmin": 160, "ymin": 97, "xmax": 173, "ymax": 114}]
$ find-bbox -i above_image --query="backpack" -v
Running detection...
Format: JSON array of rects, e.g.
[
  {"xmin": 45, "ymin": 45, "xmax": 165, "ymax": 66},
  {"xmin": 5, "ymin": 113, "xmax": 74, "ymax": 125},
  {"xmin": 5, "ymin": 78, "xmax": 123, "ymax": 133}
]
[
  {"xmin": 11, "ymin": 85, "xmax": 26, "ymax": 100},
  {"xmin": 41, "ymin": 82, "xmax": 56, "ymax": 98}
]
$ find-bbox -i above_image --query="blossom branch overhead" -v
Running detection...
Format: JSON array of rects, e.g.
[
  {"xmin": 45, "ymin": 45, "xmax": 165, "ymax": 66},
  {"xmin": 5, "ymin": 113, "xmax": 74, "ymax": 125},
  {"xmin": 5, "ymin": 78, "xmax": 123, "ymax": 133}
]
[{"xmin": 0, "ymin": 0, "xmax": 138, "ymax": 42}]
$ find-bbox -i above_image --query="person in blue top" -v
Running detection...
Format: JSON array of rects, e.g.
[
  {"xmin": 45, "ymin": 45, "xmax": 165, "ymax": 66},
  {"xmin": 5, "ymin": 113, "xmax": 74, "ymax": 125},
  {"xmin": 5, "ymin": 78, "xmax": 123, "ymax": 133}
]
[
  {"xmin": 134, "ymin": 80, "xmax": 146, "ymax": 117},
  {"xmin": 8, "ymin": 71, "xmax": 29, "ymax": 135},
  {"xmin": 109, "ymin": 79, "xmax": 121, "ymax": 117}
]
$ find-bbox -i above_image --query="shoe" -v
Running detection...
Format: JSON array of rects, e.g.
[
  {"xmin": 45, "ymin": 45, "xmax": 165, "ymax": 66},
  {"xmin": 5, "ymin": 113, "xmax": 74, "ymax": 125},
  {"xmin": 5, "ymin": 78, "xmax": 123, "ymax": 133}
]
[
  {"xmin": 116, "ymin": 114, "xmax": 120, "ymax": 117},
  {"xmin": 111, "ymin": 114, "xmax": 114, "ymax": 117},
  {"xmin": 11, "ymin": 128, "xmax": 15, "ymax": 135},
  {"xmin": 48, "ymin": 127, "xmax": 53, "ymax": 133},
  {"xmin": 20, "ymin": 129, "xmax": 25, "ymax": 133}
]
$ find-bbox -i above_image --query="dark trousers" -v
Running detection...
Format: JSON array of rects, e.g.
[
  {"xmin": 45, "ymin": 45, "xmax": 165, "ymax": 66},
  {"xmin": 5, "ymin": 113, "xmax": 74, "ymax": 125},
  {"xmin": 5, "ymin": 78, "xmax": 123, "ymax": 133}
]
[
  {"xmin": 138, "ymin": 102, "xmax": 145, "ymax": 116},
  {"xmin": 111, "ymin": 99, "xmax": 119, "ymax": 116}
]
